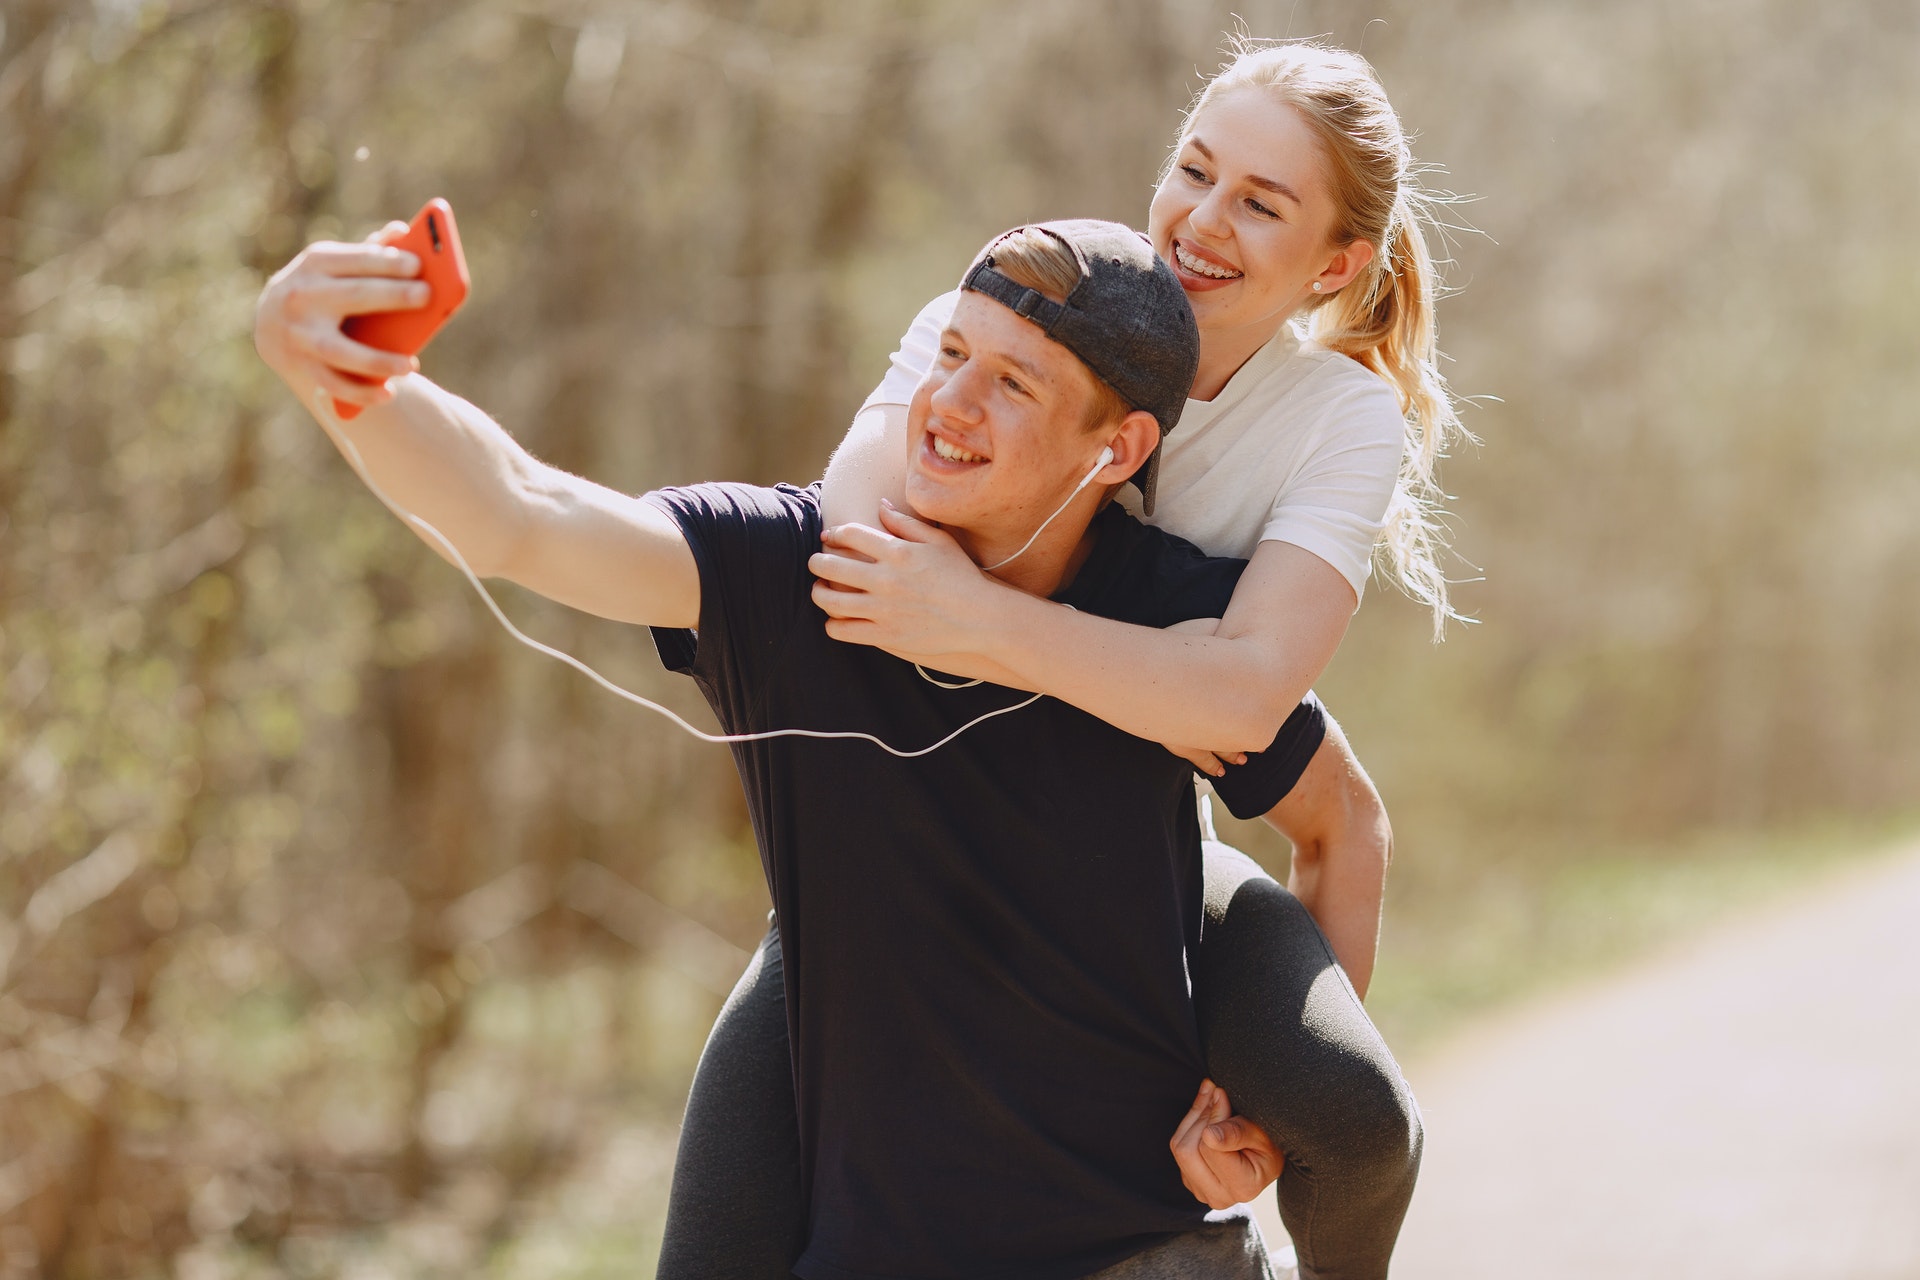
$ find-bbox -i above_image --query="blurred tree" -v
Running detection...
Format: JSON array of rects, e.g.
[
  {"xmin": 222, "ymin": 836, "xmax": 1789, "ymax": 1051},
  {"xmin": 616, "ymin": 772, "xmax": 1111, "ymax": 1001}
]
[{"xmin": 1, "ymin": 1, "xmax": 1914, "ymax": 1276}]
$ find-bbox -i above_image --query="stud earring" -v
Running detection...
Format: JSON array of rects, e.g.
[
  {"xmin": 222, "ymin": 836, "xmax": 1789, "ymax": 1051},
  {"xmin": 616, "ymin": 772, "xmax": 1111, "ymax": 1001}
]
[{"xmin": 1311, "ymin": 281, "xmax": 1324, "ymax": 292}]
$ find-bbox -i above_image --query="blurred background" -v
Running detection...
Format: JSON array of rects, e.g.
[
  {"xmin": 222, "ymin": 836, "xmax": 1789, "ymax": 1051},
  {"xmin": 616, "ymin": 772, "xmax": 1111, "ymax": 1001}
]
[{"xmin": 2, "ymin": 0, "xmax": 1916, "ymax": 1276}]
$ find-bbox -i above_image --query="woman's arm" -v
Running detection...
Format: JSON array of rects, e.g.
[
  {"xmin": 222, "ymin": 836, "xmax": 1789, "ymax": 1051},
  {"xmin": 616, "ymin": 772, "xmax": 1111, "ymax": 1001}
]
[
  {"xmin": 815, "ymin": 505, "xmax": 1356, "ymax": 753},
  {"xmin": 1260, "ymin": 719, "xmax": 1390, "ymax": 997},
  {"xmin": 821, "ymin": 404, "xmax": 910, "ymax": 528},
  {"xmin": 970, "ymin": 538, "xmax": 1355, "ymax": 751}
]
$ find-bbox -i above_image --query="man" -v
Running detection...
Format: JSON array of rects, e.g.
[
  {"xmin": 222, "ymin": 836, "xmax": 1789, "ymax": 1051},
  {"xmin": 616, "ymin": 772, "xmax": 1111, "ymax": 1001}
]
[{"xmin": 254, "ymin": 218, "xmax": 1393, "ymax": 1278}]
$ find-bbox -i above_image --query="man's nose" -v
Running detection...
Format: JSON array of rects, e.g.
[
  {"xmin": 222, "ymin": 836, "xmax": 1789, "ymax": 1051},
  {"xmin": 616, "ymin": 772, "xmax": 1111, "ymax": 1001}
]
[{"xmin": 929, "ymin": 362, "xmax": 987, "ymax": 422}]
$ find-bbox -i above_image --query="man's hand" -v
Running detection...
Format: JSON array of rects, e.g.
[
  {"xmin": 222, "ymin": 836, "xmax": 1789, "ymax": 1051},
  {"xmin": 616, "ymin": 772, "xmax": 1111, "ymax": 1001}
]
[
  {"xmin": 254, "ymin": 223, "xmax": 425, "ymax": 410},
  {"xmin": 1170, "ymin": 1079, "xmax": 1284, "ymax": 1209}
]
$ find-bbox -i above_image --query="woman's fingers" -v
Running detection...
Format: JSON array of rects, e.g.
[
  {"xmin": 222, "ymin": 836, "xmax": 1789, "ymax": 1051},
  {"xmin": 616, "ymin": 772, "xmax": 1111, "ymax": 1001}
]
[
  {"xmin": 812, "ymin": 581, "xmax": 878, "ymax": 622},
  {"xmin": 820, "ymin": 522, "xmax": 900, "ymax": 562},
  {"xmin": 876, "ymin": 497, "xmax": 940, "ymax": 540},
  {"xmin": 809, "ymin": 555, "xmax": 881, "ymax": 594},
  {"xmin": 1164, "ymin": 743, "xmax": 1228, "ymax": 777}
]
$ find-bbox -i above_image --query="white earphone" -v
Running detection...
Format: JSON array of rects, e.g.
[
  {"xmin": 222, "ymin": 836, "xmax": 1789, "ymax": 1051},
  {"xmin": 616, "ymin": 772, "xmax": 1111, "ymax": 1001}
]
[{"xmin": 979, "ymin": 443, "xmax": 1116, "ymax": 572}]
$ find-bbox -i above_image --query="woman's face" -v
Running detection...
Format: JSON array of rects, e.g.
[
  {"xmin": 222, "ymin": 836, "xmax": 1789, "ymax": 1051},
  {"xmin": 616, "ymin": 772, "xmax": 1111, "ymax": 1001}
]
[{"xmin": 1147, "ymin": 88, "xmax": 1365, "ymax": 341}]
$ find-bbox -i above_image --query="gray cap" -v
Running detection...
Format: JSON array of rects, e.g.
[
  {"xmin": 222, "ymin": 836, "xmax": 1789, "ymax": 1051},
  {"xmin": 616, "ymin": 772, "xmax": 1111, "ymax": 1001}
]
[{"xmin": 961, "ymin": 220, "xmax": 1199, "ymax": 515}]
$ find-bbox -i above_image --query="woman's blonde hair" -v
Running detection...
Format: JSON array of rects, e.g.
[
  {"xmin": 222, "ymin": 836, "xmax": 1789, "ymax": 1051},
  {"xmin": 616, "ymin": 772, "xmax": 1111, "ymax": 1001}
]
[{"xmin": 1181, "ymin": 38, "xmax": 1472, "ymax": 635}]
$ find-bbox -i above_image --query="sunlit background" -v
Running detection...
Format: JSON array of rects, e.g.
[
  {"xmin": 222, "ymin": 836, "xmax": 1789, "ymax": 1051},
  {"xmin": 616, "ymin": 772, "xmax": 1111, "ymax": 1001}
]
[{"xmin": 3, "ymin": 1, "xmax": 1916, "ymax": 1276}]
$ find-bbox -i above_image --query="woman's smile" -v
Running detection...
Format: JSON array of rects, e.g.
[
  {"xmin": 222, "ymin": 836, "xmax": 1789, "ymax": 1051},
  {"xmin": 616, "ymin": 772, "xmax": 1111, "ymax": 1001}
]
[{"xmin": 1171, "ymin": 238, "xmax": 1245, "ymax": 289}]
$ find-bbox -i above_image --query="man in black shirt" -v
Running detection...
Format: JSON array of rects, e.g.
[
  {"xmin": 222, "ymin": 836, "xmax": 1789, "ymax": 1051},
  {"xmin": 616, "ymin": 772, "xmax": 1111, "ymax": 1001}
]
[{"xmin": 636, "ymin": 223, "xmax": 1309, "ymax": 1279}]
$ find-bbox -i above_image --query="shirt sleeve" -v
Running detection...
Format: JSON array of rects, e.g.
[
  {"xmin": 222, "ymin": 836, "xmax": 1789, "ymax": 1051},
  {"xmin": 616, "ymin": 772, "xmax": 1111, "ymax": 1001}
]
[
  {"xmin": 1257, "ymin": 370, "xmax": 1406, "ymax": 601},
  {"xmin": 860, "ymin": 290, "xmax": 961, "ymax": 411},
  {"xmin": 645, "ymin": 482, "xmax": 820, "ymax": 731},
  {"xmin": 1208, "ymin": 692, "xmax": 1328, "ymax": 820}
]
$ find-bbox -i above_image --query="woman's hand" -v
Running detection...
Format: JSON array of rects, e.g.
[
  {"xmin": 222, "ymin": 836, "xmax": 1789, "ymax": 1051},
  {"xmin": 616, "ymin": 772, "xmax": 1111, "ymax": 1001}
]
[
  {"xmin": 1170, "ymin": 1079, "xmax": 1285, "ymax": 1209},
  {"xmin": 254, "ymin": 222, "xmax": 424, "ymax": 409},
  {"xmin": 1163, "ymin": 744, "xmax": 1248, "ymax": 779},
  {"xmin": 808, "ymin": 501, "xmax": 1004, "ymax": 658}
]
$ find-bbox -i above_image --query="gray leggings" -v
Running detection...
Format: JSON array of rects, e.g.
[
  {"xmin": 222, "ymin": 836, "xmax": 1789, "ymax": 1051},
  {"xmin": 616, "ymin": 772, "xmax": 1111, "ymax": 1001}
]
[{"xmin": 655, "ymin": 844, "xmax": 1422, "ymax": 1280}]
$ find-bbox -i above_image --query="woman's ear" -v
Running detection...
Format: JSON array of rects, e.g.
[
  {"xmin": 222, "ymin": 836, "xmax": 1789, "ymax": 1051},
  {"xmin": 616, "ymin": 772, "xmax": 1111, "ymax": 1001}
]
[
  {"xmin": 1313, "ymin": 237, "xmax": 1377, "ymax": 295},
  {"xmin": 1100, "ymin": 410, "xmax": 1164, "ymax": 484}
]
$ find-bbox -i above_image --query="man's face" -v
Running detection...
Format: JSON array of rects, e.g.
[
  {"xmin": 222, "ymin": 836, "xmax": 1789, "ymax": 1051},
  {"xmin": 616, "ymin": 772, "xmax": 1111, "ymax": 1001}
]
[{"xmin": 902, "ymin": 292, "xmax": 1112, "ymax": 551}]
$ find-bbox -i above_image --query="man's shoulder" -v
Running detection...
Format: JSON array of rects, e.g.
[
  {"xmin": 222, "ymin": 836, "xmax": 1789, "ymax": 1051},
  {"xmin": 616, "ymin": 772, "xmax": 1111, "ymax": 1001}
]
[
  {"xmin": 1069, "ymin": 504, "xmax": 1247, "ymax": 627},
  {"xmin": 646, "ymin": 479, "xmax": 823, "ymax": 539}
]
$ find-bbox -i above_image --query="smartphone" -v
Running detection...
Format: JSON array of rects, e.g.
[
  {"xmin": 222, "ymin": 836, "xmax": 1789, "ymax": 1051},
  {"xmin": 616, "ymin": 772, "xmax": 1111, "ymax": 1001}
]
[{"xmin": 332, "ymin": 197, "xmax": 471, "ymax": 420}]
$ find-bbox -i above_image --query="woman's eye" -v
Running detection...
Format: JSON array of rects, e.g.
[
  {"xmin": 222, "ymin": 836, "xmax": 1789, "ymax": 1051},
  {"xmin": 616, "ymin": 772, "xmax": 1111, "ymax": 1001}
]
[
  {"xmin": 1248, "ymin": 198, "xmax": 1279, "ymax": 220},
  {"xmin": 1181, "ymin": 164, "xmax": 1209, "ymax": 184}
]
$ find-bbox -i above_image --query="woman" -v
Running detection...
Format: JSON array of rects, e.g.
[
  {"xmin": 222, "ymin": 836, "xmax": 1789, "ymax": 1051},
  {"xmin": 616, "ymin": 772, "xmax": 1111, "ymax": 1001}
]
[{"xmin": 659, "ymin": 40, "xmax": 1465, "ymax": 1280}]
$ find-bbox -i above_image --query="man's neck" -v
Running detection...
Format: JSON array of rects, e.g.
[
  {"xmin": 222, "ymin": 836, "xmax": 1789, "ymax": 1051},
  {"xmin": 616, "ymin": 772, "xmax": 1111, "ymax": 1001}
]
[{"xmin": 946, "ymin": 509, "xmax": 1102, "ymax": 600}]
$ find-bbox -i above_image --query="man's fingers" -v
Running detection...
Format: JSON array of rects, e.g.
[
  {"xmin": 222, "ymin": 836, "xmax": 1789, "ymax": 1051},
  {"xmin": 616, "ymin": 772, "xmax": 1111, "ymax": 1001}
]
[
  {"xmin": 1202, "ymin": 1116, "xmax": 1262, "ymax": 1152},
  {"xmin": 366, "ymin": 220, "xmax": 411, "ymax": 244},
  {"xmin": 311, "ymin": 361, "xmax": 393, "ymax": 408},
  {"xmin": 305, "ymin": 275, "xmax": 431, "ymax": 317},
  {"xmin": 1169, "ymin": 1084, "xmax": 1212, "ymax": 1152},
  {"xmin": 308, "ymin": 328, "xmax": 417, "ymax": 380},
  {"xmin": 312, "ymin": 241, "xmax": 422, "ymax": 278}
]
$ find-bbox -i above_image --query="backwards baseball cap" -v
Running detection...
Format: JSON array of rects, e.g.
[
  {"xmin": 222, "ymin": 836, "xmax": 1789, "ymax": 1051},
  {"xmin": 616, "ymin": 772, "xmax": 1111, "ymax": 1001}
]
[{"xmin": 961, "ymin": 219, "xmax": 1199, "ymax": 515}]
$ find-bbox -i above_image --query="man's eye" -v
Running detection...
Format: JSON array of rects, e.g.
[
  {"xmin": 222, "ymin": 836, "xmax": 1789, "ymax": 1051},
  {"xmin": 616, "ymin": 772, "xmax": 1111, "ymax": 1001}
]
[
  {"xmin": 1002, "ymin": 377, "xmax": 1027, "ymax": 396},
  {"xmin": 940, "ymin": 345, "xmax": 963, "ymax": 360}
]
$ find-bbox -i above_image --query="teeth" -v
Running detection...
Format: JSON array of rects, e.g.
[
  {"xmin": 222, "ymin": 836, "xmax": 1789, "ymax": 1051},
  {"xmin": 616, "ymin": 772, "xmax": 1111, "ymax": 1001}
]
[
  {"xmin": 1176, "ymin": 243, "xmax": 1241, "ymax": 280},
  {"xmin": 932, "ymin": 436, "xmax": 985, "ymax": 464}
]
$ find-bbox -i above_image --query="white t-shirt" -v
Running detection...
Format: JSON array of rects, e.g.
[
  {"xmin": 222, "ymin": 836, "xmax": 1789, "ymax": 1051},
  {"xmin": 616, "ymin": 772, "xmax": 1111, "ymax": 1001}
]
[{"xmin": 861, "ymin": 291, "xmax": 1406, "ymax": 598}]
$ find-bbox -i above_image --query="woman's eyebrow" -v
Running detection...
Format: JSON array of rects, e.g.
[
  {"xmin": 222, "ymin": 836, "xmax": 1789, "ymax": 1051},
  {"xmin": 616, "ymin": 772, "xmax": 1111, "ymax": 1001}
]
[{"xmin": 1188, "ymin": 137, "xmax": 1303, "ymax": 206}]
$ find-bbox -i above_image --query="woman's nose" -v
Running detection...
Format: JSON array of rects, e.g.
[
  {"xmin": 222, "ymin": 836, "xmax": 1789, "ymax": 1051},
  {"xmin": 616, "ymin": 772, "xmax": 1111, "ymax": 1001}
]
[{"xmin": 1188, "ymin": 187, "xmax": 1233, "ymax": 241}]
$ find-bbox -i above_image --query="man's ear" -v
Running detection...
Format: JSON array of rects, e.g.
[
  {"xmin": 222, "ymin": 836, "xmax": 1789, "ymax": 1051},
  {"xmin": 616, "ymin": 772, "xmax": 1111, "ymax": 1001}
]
[{"xmin": 1099, "ymin": 409, "xmax": 1164, "ymax": 485}]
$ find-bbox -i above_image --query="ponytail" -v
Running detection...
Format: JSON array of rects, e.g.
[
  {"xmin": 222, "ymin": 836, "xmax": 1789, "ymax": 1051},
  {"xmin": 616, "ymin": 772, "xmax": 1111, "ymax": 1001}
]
[{"xmin": 1309, "ymin": 195, "xmax": 1470, "ymax": 638}]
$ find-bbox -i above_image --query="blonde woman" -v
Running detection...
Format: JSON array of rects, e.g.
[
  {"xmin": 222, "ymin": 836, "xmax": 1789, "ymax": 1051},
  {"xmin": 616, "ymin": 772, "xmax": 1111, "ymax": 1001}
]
[{"xmin": 660, "ymin": 40, "xmax": 1465, "ymax": 1280}]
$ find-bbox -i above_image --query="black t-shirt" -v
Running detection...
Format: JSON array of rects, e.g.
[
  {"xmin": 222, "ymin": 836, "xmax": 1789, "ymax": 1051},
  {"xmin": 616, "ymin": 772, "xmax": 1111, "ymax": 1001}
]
[{"xmin": 649, "ymin": 483, "xmax": 1325, "ymax": 1280}]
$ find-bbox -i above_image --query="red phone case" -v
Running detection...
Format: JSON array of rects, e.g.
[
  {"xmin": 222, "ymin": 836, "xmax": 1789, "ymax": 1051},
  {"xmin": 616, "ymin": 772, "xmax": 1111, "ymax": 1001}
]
[{"xmin": 332, "ymin": 198, "xmax": 470, "ymax": 419}]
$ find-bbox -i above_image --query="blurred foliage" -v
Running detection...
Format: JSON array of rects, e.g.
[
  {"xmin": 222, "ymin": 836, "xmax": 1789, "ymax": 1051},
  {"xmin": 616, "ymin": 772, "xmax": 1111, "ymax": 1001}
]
[{"xmin": 0, "ymin": 0, "xmax": 1914, "ymax": 1276}]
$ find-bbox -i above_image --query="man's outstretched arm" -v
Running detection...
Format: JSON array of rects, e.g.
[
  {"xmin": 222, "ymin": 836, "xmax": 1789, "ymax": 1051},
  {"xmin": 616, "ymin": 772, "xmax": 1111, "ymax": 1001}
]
[{"xmin": 255, "ymin": 234, "xmax": 698, "ymax": 630}]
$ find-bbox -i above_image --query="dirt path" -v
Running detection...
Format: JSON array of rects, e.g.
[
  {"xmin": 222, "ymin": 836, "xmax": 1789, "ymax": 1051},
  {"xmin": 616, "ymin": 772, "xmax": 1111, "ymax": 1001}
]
[{"xmin": 1369, "ymin": 842, "xmax": 1920, "ymax": 1279}]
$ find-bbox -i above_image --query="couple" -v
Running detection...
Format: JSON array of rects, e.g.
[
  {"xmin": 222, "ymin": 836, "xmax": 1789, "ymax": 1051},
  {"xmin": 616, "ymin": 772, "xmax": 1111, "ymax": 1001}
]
[{"xmin": 255, "ymin": 39, "xmax": 1458, "ymax": 1280}]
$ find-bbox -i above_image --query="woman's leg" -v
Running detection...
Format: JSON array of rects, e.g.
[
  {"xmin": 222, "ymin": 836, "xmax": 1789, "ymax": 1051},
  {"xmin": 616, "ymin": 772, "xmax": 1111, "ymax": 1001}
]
[
  {"xmin": 1192, "ymin": 842, "xmax": 1423, "ymax": 1280},
  {"xmin": 655, "ymin": 921, "xmax": 808, "ymax": 1280}
]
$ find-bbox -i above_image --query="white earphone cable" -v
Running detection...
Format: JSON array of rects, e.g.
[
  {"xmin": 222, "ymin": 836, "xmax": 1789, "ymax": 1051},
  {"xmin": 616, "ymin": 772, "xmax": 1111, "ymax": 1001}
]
[{"xmin": 316, "ymin": 388, "xmax": 1050, "ymax": 758}]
